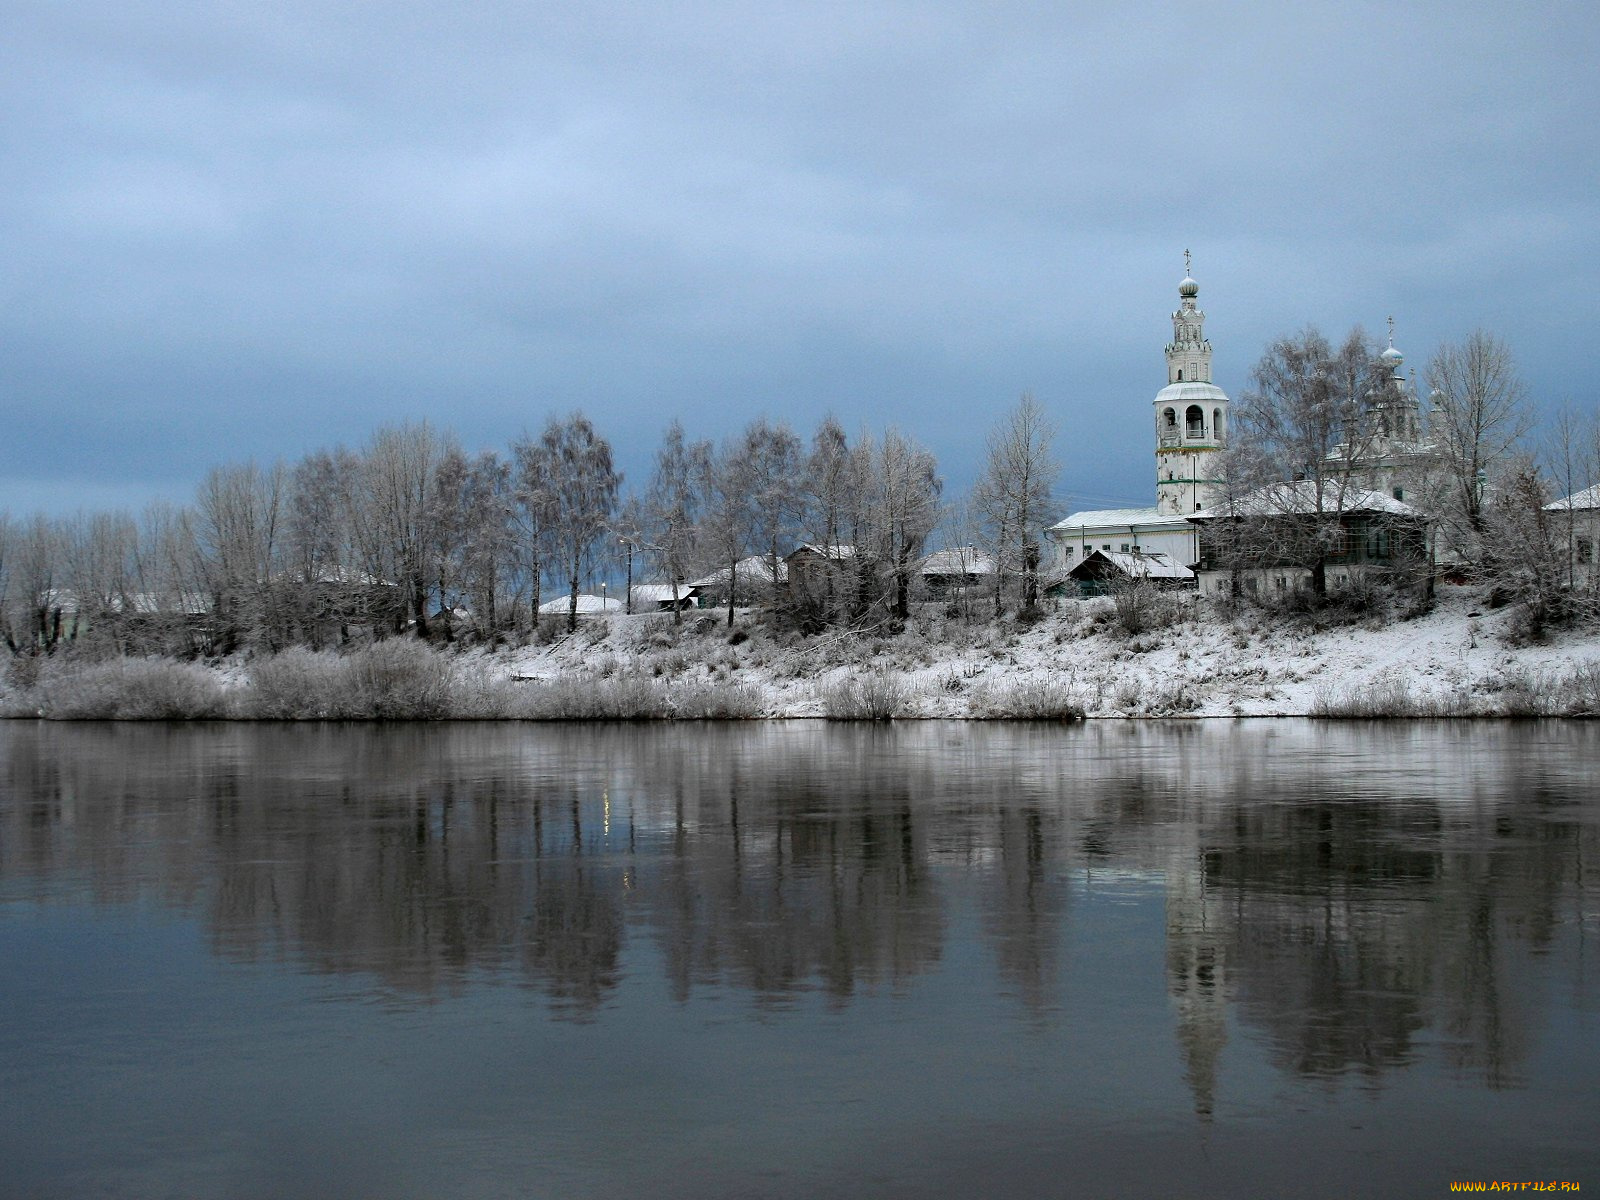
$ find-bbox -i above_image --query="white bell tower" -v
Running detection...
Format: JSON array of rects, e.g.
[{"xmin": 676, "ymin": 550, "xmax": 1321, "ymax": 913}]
[{"xmin": 1154, "ymin": 252, "xmax": 1229, "ymax": 515}]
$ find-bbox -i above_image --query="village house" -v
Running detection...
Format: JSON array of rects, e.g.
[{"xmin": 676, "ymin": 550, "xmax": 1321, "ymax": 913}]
[
  {"xmin": 1188, "ymin": 482, "xmax": 1428, "ymax": 598},
  {"xmin": 1065, "ymin": 549, "xmax": 1195, "ymax": 598},
  {"xmin": 1545, "ymin": 484, "xmax": 1600, "ymax": 589}
]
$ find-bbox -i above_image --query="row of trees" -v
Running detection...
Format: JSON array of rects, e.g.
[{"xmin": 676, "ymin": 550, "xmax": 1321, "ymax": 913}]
[{"xmin": 0, "ymin": 398, "xmax": 1061, "ymax": 659}]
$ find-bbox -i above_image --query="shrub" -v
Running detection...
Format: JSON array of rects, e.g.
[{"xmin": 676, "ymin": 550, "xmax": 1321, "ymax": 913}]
[
  {"xmin": 342, "ymin": 639, "xmax": 454, "ymax": 719},
  {"xmin": 1111, "ymin": 580, "xmax": 1180, "ymax": 638},
  {"xmin": 819, "ymin": 669, "xmax": 905, "ymax": 720},
  {"xmin": 511, "ymin": 672, "xmax": 673, "ymax": 720},
  {"xmin": 247, "ymin": 647, "xmax": 352, "ymax": 718},
  {"xmin": 967, "ymin": 678, "xmax": 1084, "ymax": 720},
  {"xmin": 1143, "ymin": 680, "xmax": 1202, "ymax": 715},
  {"xmin": 1310, "ymin": 672, "xmax": 1419, "ymax": 718},
  {"xmin": 670, "ymin": 680, "xmax": 764, "ymax": 719},
  {"xmin": 38, "ymin": 658, "xmax": 233, "ymax": 720}
]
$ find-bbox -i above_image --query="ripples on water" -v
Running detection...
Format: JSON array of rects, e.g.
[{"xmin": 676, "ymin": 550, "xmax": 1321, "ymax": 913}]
[{"xmin": 1, "ymin": 720, "xmax": 1597, "ymax": 1198}]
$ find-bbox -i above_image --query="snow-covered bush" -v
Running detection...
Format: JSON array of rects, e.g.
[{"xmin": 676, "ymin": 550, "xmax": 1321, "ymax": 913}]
[
  {"xmin": 670, "ymin": 680, "xmax": 764, "ymax": 719},
  {"xmin": 38, "ymin": 658, "xmax": 233, "ymax": 720},
  {"xmin": 247, "ymin": 647, "xmax": 352, "ymax": 718},
  {"xmin": 967, "ymin": 678, "xmax": 1084, "ymax": 720},
  {"xmin": 819, "ymin": 669, "xmax": 905, "ymax": 720},
  {"xmin": 341, "ymin": 639, "xmax": 454, "ymax": 719}
]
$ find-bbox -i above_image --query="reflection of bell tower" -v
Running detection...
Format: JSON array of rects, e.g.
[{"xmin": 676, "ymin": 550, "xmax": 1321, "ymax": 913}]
[
  {"xmin": 1165, "ymin": 842, "xmax": 1228, "ymax": 1120},
  {"xmin": 1154, "ymin": 252, "xmax": 1230, "ymax": 516}
]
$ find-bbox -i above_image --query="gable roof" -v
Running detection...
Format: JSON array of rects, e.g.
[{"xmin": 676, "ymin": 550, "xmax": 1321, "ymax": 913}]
[
  {"xmin": 688, "ymin": 555, "xmax": 787, "ymax": 589},
  {"xmin": 1191, "ymin": 481, "xmax": 1421, "ymax": 521},
  {"xmin": 920, "ymin": 546, "xmax": 997, "ymax": 576},
  {"xmin": 537, "ymin": 594, "xmax": 623, "ymax": 615},
  {"xmin": 1546, "ymin": 484, "xmax": 1600, "ymax": 512},
  {"xmin": 1049, "ymin": 505, "xmax": 1187, "ymax": 532},
  {"xmin": 1067, "ymin": 549, "xmax": 1193, "ymax": 581}
]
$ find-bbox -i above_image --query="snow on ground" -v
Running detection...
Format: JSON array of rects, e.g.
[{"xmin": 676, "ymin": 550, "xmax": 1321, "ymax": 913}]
[{"xmin": 487, "ymin": 585, "xmax": 1600, "ymax": 718}]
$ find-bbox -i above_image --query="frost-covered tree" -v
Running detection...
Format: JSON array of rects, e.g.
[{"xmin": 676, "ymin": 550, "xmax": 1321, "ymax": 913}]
[
  {"xmin": 194, "ymin": 461, "xmax": 290, "ymax": 650},
  {"xmin": 738, "ymin": 418, "xmax": 804, "ymax": 597},
  {"xmin": 974, "ymin": 393, "xmax": 1060, "ymax": 612},
  {"xmin": 1230, "ymin": 327, "xmax": 1392, "ymax": 594},
  {"xmin": 529, "ymin": 412, "xmax": 620, "ymax": 633},
  {"xmin": 1424, "ymin": 331, "xmax": 1532, "ymax": 567},
  {"xmin": 644, "ymin": 421, "xmax": 710, "ymax": 622},
  {"xmin": 870, "ymin": 429, "xmax": 943, "ymax": 621}
]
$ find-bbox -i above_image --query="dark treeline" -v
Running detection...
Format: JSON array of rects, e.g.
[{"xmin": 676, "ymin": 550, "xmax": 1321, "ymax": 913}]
[{"xmin": 0, "ymin": 397, "xmax": 1060, "ymax": 662}]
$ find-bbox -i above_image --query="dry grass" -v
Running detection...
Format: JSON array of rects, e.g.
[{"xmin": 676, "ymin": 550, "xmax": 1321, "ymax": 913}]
[
  {"xmin": 819, "ymin": 669, "xmax": 906, "ymax": 720},
  {"xmin": 967, "ymin": 678, "xmax": 1085, "ymax": 720}
]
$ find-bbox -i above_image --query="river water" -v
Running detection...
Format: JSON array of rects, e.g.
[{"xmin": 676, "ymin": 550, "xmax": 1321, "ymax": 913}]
[{"xmin": 1, "ymin": 720, "xmax": 1596, "ymax": 1198}]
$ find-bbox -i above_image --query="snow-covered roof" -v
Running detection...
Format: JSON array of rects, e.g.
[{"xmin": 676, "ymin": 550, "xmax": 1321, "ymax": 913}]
[
  {"xmin": 1546, "ymin": 484, "xmax": 1600, "ymax": 512},
  {"xmin": 791, "ymin": 543, "xmax": 857, "ymax": 559},
  {"xmin": 1192, "ymin": 481, "xmax": 1422, "ymax": 521},
  {"xmin": 630, "ymin": 583, "xmax": 691, "ymax": 604},
  {"xmin": 1069, "ymin": 550, "xmax": 1193, "ymax": 581},
  {"xmin": 117, "ymin": 591, "xmax": 212, "ymax": 616},
  {"xmin": 1153, "ymin": 381, "xmax": 1229, "ymax": 406},
  {"xmin": 688, "ymin": 555, "xmax": 787, "ymax": 589},
  {"xmin": 921, "ymin": 546, "xmax": 997, "ymax": 576},
  {"xmin": 1049, "ymin": 505, "xmax": 1185, "ymax": 533},
  {"xmin": 537, "ymin": 594, "xmax": 623, "ymax": 615}
]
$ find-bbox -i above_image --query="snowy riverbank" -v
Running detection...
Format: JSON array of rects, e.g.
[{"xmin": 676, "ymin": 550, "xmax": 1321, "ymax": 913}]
[
  {"xmin": 5, "ymin": 584, "xmax": 1598, "ymax": 720},
  {"xmin": 488, "ymin": 583, "xmax": 1599, "ymax": 719}
]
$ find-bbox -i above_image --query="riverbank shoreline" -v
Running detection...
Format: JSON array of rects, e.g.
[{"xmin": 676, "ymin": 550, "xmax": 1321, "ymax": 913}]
[{"xmin": 5, "ymin": 585, "xmax": 1598, "ymax": 720}]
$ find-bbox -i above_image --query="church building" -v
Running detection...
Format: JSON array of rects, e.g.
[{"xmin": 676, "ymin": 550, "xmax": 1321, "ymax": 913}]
[{"xmin": 1047, "ymin": 258, "xmax": 1227, "ymax": 574}]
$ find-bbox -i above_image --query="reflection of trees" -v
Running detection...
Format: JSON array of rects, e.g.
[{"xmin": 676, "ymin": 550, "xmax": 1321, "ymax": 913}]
[{"xmin": 1, "ymin": 720, "xmax": 1596, "ymax": 1085}]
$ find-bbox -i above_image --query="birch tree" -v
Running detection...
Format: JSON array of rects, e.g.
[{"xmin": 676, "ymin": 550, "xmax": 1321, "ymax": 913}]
[
  {"xmin": 532, "ymin": 412, "xmax": 619, "ymax": 633},
  {"xmin": 871, "ymin": 429, "xmax": 943, "ymax": 621},
  {"xmin": 974, "ymin": 393, "xmax": 1060, "ymax": 612},
  {"xmin": 644, "ymin": 421, "xmax": 709, "ymax": 622}
]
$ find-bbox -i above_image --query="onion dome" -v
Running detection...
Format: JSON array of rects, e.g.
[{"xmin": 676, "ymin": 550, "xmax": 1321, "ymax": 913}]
[{"xmin": 1178, "ymin": 275, "xmax": 1199, "ymax": 298}]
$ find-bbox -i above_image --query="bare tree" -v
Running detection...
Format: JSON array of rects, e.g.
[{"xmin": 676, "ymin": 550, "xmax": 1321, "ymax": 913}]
[
  {"xmin": 738, "ymin": 418, "xmax": 804, "ymax": 595},
  {"xmin": 531, "ymin": 412, "xmax": 620, "ymax": 633},
  {"xmin": 1230, "ymin": 327, "xmax": 1390, "ymax": 594},
  {"xmin": 870, "ymin": 429, "xmax": 943, "ymax": 621},
  {"xmin": 2, "ymin": 516, "xmax": 68, "ymax": 656},
  {"xmin": 194, "ymin": 461, "xmax": 289, "ymax": 651},
  {"xmin": 1481, "ymin": 457, "xmax": 1567, "ymax": 639},
  {"xmin": 798, "ymin": 416, "xmax": 873, "ymax": 624},
  {"xmin": 59, "ymin": 511, "xmax": 138, "ymax": 653},
  {"xmin": 697, "ymin": 435, "xmax": 757, "ymax": 628},
  {"xmin": 350, "ymin": 423, "xmax": 458, "ymax": 638},
  {"xmin": 1425, "ymin": 331, "xmax": 1532, "ymax": 569},
  {"xmin": 644, "ymin": 421, "xmax": 710, "ymax": 623},
  {"xmin": 974, "ymin": 393, "xmax": 1061, "ymax": 612}
]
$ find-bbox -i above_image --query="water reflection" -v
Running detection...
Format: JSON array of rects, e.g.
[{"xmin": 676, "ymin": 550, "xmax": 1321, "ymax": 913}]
[{"xmin": 3, "ymin": 720, "xmax": 1596, "ymax": 1109}]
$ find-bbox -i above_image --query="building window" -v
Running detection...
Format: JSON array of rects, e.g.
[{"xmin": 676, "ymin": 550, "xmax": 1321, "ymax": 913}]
[
  {"xmin": 1164, "ymin": 407, "xmax": 1177, "ymax": 428},
  {"xmin": 1579, "ymin": 538, "xmax": 1594, "ymax": 564},
  {"xmin": 1244, "ymin": 577, "xmax": 1259, "ymax": 594},
  {"xmin": 1185, "ymin": 405, "xmax": 1205, "ymax": 439},
  {"xmin": 1393, "ymin": 486, "xmax": 1404, "ymax": 501},
  {"xmin": 1063, "ymin": 546, "xmax": 1074, "ymax": 560},
  {"xmin": 1120, "ymin": 543, "xmax": 1130, "ymax": 553}
]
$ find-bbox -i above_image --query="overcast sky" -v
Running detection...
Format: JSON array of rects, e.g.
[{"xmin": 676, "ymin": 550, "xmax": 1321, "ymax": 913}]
[{"xmin": 5, "ymin": 0, "xmax": 1597, "ymax": 520}]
